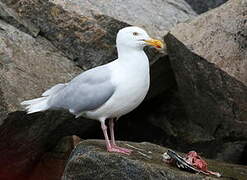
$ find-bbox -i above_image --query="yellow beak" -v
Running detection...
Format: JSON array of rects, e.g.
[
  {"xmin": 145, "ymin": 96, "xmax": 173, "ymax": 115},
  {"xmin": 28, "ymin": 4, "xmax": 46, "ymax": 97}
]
[{"xmin": 144, "ymin": 39, "xmax": 164, "ymax": 49}]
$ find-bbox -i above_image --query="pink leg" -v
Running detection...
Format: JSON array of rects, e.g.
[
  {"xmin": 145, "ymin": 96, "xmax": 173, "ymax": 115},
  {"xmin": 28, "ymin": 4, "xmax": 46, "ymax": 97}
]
[
  {"xmin": 100, "ymin": 120, "xmax": 130, "ymax": 155},
  {"xmin": 109, "ymin": 118, "xmax": 132, "ymax": 154}
]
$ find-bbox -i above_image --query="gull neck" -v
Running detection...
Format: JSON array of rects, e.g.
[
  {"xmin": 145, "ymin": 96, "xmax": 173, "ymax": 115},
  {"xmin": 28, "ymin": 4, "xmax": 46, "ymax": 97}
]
[{"xmin": 117, "ymin": 45, "xmax": 146, "ymax": 61}]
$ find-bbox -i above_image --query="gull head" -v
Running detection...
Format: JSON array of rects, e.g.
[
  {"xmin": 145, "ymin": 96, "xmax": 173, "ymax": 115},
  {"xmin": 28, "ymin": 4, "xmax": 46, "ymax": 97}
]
[{"xmin": 116, "ymin": 26, "xmax": 164, "ymax": 51}]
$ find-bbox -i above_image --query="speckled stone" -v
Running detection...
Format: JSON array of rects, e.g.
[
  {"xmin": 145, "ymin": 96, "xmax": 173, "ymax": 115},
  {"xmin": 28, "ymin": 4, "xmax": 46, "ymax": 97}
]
[{"xmin": 63, "ymin": 140, "xmax": 247, "ymax": 180}]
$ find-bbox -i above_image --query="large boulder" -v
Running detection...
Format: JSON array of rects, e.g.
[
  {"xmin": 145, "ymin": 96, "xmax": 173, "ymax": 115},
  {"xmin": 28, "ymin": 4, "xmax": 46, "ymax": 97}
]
[
  {"xmin": 29, "ymin": 136, "xmax": 74, "ymax": 180},
  {"xmin": 51, "ymin": 0, "xmax": 196, "ymax": 39},
  {"xmin": 163, "ymin": 0, "xmax": 247, "ymax": 163},
  {"xmin": 0, "ymin": 19, "xmax": 98, "ymax": 179},
  {"xmin": 63, "ymin": 140, "xmax": 247, "ymax": 180},
  {"xmin": 0, "ymin": 19, "xmax": 80, "ymax": 114}
]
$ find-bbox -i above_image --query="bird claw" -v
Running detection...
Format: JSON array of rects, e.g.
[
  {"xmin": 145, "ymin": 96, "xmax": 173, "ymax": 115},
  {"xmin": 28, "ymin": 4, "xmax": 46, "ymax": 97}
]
[
  {"xmin": 107, "ymin": 146, "xmax": 132, "ymax": 155},
  {"xmin": 112, "ymin": 145, "xmax": 133, "ymax": 153}
]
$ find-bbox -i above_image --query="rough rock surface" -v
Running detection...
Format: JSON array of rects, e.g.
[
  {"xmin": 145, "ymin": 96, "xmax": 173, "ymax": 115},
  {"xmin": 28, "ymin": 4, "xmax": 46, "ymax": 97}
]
[
  {"xmin": 63, "ymin": 140, "xmax": 247, "ymax": 180},
  {"xmin": 0, "ymin": 19, "xmax": 80, "ymax": 115},
  {"xmin": 0, "ymin": 1, "xmax": 39, "ymax": 37},
  {"xmin": 1, "ymin": 0, "xmax": 127, "ymax": 69},
  {"xmin": 51, "ymin": 0, "xmax": 196, "ymax": 38},
  {"xmin": 164, "ymin": 0, "xmax": 247, "ymax": 163},
  {"xmin": 185, "ymin": 0, "xmax": 228, "ymax": 14},
  {"xmin": 169, "ymin": 0, "xmax": 247, "ymax": 86},
  {"xmin": 0, "ymin": 20, "xmax": 98, "ymax": 179}
]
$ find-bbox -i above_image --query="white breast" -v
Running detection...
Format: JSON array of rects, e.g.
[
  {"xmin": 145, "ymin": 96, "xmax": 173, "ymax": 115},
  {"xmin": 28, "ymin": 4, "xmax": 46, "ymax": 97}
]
[{"xmin": 85, "ymin": 51, "xmax": 150, "ymax": 120}]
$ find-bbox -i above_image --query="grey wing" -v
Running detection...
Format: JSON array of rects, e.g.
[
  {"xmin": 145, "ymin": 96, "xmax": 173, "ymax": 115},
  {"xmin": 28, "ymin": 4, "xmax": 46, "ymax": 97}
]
[{"xmin": 47, "ymin": 65, "xmax": 116, "ymax": 115}]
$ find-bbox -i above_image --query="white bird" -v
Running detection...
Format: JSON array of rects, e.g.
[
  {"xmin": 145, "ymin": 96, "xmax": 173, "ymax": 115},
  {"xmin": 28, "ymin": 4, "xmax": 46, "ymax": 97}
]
[{"xmin": 21, "ymin": 26, "xmax": 163, "ymax": 154}]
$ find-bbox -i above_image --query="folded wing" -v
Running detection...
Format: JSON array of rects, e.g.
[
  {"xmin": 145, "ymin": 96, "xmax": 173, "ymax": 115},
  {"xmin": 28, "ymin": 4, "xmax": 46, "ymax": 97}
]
[{"xmin": 47, "ymin": 65, "xmax": 116, "ymax": 116}]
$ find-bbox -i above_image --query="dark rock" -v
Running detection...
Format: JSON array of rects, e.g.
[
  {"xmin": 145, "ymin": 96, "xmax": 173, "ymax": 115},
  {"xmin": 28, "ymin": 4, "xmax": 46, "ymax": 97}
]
[
  {"xmin": 215, "ymin": 141, "xmax": 247, "ymax": 163},
  {"xmin": 62, "ymin": 140, "xmax": 247, "ymax": 180},
  {"xmin": 185, "ymin": 0, "xmax": 228, "ymax": 14},
  {"xmin": 147, "ymin": 55, "xmax": 177, "ymax": 99},
  {"xmin": 164, "ymin": 0, "xmax": 247, "ymax": 163},
  {"xmin": 29, "ymin": 136, "xmax": 73, "ymax": 180},
  {"xmin": 0, "ymin": 110, "xmax": 98, "ymax": 180}
]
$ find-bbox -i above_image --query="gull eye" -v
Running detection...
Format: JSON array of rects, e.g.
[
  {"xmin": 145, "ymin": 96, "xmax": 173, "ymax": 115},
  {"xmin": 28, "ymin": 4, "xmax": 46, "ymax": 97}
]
[{"xmin": 133, "ymin": 32, "xmax": 139, "ymax": 36}]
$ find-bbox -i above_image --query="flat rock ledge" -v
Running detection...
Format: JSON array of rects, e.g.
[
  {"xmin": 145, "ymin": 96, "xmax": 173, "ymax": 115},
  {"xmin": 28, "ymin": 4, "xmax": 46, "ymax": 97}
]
[{"xmin": 63, "ymin": 140, "xmax": 247, "ymax": 180}]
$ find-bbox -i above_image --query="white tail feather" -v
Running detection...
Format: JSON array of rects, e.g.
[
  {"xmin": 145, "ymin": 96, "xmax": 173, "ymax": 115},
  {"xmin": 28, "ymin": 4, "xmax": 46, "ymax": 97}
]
[
  {"xmin": 21, "ymin": 97, "xmax": 46, "ymax": 106},
  {"xmin": 21, "ymin": 97, "xmax": 49, "ymax": 114},
  {"xmin": 21, "ymin": 83, "xmax": 66, "ymax": 114}
]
